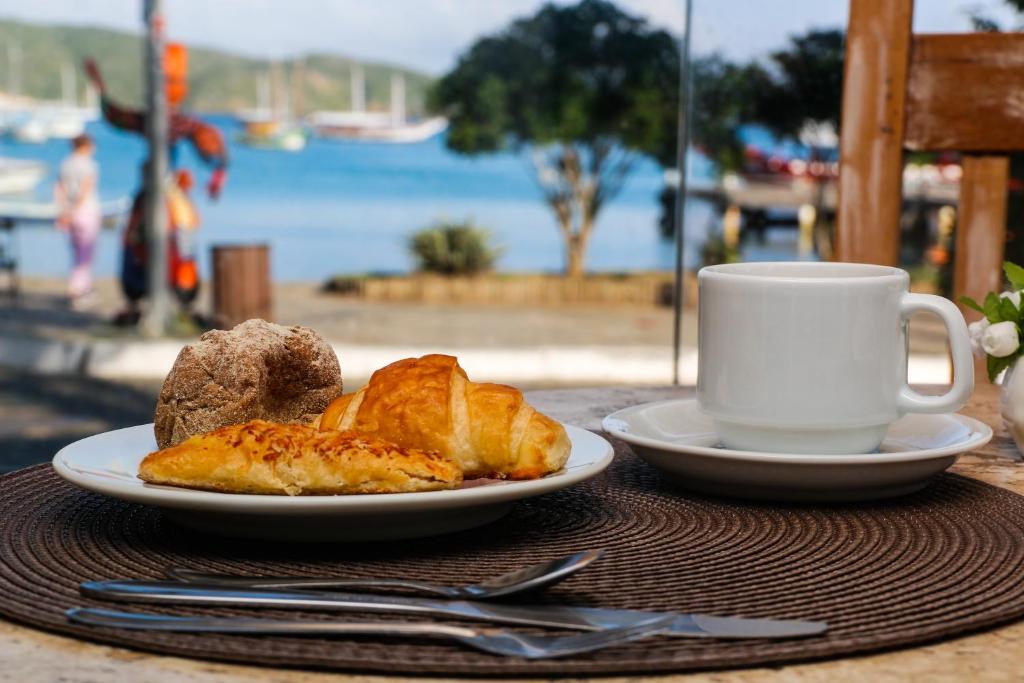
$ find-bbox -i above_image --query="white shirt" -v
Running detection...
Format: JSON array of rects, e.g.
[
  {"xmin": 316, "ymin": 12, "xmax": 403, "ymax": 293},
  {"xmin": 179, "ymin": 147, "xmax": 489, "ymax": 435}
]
[{"xmin": 59, "ymin": 154, "xmax": 99, "ymax": 206}]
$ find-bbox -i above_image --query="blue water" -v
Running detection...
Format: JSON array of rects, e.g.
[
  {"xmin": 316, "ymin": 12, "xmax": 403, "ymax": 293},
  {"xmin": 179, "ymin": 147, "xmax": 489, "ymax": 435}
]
[{"xmin": 3, "ymin": 114, "xmax": 700, "ymax": 282}]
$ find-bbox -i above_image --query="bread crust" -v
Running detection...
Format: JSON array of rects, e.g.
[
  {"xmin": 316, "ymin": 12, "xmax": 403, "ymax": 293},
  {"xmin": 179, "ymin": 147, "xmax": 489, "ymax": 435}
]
[
  {"xmin": 154, "ymin": 320, "xmax": 342, "ymax": 449},
  {"xmin": 319, "ymin": 355, "xmax": 571, "ymax": 479},
  {"xmin": 139, "ymin": 420, "xmax": 461, "ymax": 495}
]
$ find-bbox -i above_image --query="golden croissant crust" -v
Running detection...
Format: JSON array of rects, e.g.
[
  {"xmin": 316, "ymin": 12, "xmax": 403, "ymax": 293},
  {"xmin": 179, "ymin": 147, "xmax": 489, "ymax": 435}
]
[
  {"xmin": 318, "ymin": 354, "xmax": 571, "ymax": 479},
  {"xmin": 138, "ymin": 420, "xmax": 462, "ymax": 495}
]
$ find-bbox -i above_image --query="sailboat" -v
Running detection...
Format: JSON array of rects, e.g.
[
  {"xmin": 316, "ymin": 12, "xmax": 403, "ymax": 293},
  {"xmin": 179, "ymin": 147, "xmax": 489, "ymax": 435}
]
[
  {"xmin": 7, "ymin": 57, "xmax": 97, "ymax": 143},
  {"xmin": 306, "ymin": 65, "xmax": 447, "ymax": 143},
  {"xmin": 0, "ymin": 157, "xmax": 47, "ymax": 194},
  {"xmin": 238, "ymin": 62, "xmax": 308, "ymax": 152},
  {"xmin": 41, "ymin": 63, "xmax": 96, "ymax": 140}
]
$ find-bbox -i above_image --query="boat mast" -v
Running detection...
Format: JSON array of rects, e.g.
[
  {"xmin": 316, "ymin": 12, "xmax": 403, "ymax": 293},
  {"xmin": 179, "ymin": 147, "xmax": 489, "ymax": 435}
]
[
  {"xmin": 350, "ymin": 63, "xmax": 365, "ymax": 112},
  {"xmin": 290, "ymin": 59, "xmax": 304, "ymax": 121},
  {"xmin": 270, "ymin": 60, "xmax": 285, "ymax": 123},
  {"xmin": 256, "ymin": 73, "xmax": 271, "ymax": 116},
  {"xmin": 7, "ymin": 44, "xmax": 22, "ymax": 97},
  {"xmin": 61, "ymin": 62, "xmax": 76, "ymax": 105},
  {"xmin": 390, "ymin": 72, "xmax": 405, "ymax": 125}
]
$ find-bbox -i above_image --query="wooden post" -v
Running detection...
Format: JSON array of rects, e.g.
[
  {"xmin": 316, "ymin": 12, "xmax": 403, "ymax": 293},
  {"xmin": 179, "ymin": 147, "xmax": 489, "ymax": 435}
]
[
  {"xmin": 797, "ymin": 204, "xmax": 816, "ymax": 257},
  {"xmin": 835, "ymin": 0, "xmax": 914, "ymax": 265},
  {"xmin": 955, "ymin": 155, "xmax": 1009, "ymax": 314},
  {"xmin": 212, "ymin": 245, "xmax": 272, "ymax": 328}
]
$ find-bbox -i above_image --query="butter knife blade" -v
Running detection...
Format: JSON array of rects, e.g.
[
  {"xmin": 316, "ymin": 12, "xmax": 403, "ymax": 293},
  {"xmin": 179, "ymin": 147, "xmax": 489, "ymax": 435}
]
[{"xmin": 81, "ymin": 580, "xmax": 826, "ymax": 639}]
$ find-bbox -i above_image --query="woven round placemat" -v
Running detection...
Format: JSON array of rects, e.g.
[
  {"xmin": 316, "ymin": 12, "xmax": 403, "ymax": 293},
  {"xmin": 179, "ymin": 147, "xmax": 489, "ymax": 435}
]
[{"xmin": 4, "ymin": 441, "xmax": 1024, "ymax": 676}]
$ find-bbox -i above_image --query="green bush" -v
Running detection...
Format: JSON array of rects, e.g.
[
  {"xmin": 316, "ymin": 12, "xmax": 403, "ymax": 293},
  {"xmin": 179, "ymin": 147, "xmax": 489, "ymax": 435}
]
[
  {"xmin": 409, "ymin": 221, "xmax": 501, "ymax": 275},
  {"xmin": 321, "ymin": 275, "xmax": 365, "ymax": 295}
]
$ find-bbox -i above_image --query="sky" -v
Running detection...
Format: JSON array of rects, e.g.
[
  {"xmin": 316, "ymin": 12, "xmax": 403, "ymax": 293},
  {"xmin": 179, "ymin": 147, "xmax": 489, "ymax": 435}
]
[{"xmin": 0, "ymin": 0, "xmax": 1019, "ymax": 74}]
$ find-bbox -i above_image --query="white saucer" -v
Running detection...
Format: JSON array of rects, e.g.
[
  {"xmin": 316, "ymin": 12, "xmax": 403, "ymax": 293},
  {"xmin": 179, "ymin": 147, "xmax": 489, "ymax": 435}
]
[
  {"xmin": 602, "ymin": 399, "xmax": 993, "ymax": 502},
  {"xmin": 52, "ymin": 423, "xmax": 613, "ymax": 542}
]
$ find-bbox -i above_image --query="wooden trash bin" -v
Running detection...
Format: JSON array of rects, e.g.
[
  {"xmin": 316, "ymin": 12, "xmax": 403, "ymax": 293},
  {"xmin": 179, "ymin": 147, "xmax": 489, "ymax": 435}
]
[{"xmin": 211, "ymin": 244, "xmax": 271, "ymax": 328}]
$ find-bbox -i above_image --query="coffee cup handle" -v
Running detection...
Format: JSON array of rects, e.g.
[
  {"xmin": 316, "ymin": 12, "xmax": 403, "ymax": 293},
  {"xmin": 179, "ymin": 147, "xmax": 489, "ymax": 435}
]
[{"xmin": 897, "ymin": 293, "xmax": 975, "ymax": 414}]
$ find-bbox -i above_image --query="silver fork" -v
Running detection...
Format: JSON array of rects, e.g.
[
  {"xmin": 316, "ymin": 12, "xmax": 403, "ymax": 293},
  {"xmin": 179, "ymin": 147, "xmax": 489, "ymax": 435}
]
[
  {"xmin": 165, "ymin": 549, "xmax": 603, "ymax": 599},
  {"xmin": 66, "ymin": 607, "xmax": 672, "ymax": 659}
]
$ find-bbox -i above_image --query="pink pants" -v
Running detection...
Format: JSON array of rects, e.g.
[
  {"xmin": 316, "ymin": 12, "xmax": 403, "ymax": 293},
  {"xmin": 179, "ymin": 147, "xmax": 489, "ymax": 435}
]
[{"xmin": 67, "ymin": 203, "xmax": 101, "ymax": 298}]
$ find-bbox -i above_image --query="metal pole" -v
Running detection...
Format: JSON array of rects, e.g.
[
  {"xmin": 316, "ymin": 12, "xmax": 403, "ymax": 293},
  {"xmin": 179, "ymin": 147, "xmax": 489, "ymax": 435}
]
[
  {"xmin": 671, "ymin": 0, "xmax": 694, "ymax": 385},
  {"xmin": 140, "ymin": 0, "xmax": 171, "ymax": 337}
]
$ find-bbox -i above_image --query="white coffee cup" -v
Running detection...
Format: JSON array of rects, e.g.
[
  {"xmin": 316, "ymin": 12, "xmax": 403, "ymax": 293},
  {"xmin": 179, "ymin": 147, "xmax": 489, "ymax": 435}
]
[{"xmin": 696, "ymin": 262, "xmax": 974, "ymax": 454}]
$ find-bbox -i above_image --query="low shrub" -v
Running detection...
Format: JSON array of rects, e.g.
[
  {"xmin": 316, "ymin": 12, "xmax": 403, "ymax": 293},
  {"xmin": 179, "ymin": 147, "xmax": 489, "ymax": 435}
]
[{"xmin": 409, "ymin": 220, "xmax": 501, "ymax": 275}]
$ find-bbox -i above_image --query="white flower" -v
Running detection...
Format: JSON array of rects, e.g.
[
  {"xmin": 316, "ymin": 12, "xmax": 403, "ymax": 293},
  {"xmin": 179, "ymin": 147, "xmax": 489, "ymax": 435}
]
[
  {"xmin": 969, "ymin": 319, "xmax": 991, "ymax": 359},
  {"xmin": 1002, "ymin": 290, "xmax": 1023, "ymax": 309},
  {"xmin": 982, "ymin": 320, "xmax": 1021, "ymax": 358}
]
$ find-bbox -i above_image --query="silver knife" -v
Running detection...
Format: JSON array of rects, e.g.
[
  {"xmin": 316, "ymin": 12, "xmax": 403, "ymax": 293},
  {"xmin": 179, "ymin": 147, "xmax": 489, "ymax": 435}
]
[{"xmin": 80, "ymin": 580, "xmax": 827, "ymax": 639}]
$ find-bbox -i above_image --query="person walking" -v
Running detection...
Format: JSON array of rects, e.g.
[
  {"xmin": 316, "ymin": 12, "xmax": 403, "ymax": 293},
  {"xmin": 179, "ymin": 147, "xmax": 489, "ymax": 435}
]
[{"xmin": 55, "ymin": 133, "xmax": 102, "ymax": 308}]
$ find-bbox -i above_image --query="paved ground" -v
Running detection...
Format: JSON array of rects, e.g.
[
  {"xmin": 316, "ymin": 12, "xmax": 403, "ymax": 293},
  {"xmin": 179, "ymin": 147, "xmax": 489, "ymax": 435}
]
[
  {"xmin": 4, "ymin": 276, "xmax": 695, "ymax": 348},
  {"xmin": 0, "ymin": 368, "xmax": 159, "ymax": 473}
]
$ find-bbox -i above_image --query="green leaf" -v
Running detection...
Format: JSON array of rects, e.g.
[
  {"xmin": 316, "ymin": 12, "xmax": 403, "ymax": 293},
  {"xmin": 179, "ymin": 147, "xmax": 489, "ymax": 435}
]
[
  {"xmin": 988, "ymin": 353, "xmax": 1017, "ymax": 382},
  {"xmin": 1006, "ymin": 262, "xmax": 1024, "ymax": 291},
  {"xmin": 984, "ymin": 292, "xmax": 1003, "ymax": 323},
  {"xmin": 959, "ymin": 295, "xmax": 985, "ymax": 314},
  {"xmin": 998, "ymin": 296, "xmax": 1021, "ymax": 323}
]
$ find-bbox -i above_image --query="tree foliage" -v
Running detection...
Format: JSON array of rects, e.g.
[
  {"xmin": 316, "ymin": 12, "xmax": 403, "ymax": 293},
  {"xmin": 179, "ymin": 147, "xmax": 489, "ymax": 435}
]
[
  {"xmin": 747, "ymin": 29, "xmax": 845, "ymax": 140},
  {"xmin": 431, "ymin": 0, "xmax": 679, "ymax": 276},
  {"xmin": 968, "ymin": 0, "xmax": 1024, "ymax": 30},
  {"xmin": 686, "ymin": 55, "xmax": 760, "ymax": 173},
  {"xmin": 662, "ymin": 30, "xmax": 845, "ymax": 177}
]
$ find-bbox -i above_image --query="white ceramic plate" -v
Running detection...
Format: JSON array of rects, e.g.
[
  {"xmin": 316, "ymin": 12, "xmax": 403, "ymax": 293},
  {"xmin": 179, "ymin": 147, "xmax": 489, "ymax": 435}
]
[
  {"xmin": 602, "ymin": 399, "xmax": 993, "ymax": 502},
  {"xmin": 52, "ymin": 423, "xmax": 613, "ymax": 541}
]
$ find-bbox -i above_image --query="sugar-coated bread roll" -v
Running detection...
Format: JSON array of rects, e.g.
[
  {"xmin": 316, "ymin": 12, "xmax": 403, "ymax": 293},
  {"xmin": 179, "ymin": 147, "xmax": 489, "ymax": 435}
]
[{"xmin": 154, "ymin": 319, "xmax": 342, "ymax": 449}]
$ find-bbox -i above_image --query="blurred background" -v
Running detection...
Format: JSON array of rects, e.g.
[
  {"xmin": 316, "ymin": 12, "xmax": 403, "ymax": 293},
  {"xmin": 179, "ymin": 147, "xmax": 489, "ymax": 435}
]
[{"xmin": 1, "ymin": 0, "xmax": 1021, "ymax": 470}]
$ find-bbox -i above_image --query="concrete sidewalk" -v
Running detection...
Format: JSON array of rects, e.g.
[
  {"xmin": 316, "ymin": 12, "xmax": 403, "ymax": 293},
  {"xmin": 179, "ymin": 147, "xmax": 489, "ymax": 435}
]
[{"xmin": 1, "ymin": 276, "xmax": 954, "ymax": 386}]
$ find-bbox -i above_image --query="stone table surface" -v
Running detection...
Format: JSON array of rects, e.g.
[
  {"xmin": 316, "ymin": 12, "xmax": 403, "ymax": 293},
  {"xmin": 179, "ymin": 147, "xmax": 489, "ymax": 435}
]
[{"xmin": 2, "ymin": 383, "xmax": 1021, "ymax": 683}]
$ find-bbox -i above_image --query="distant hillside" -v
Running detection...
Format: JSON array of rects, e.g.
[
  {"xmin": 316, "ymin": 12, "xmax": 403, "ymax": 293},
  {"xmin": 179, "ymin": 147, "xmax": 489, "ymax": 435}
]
[{"xmin": 0, "ymin": 18, "xmax": 434, "ymax": 115}]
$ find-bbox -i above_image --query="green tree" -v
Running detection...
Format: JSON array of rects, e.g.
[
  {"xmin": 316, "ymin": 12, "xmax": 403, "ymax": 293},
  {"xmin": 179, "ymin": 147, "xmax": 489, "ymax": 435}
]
[
  {"xmin": 688, "ymin": 55, "xmax": 762, "ymax": 173},
  {"xmin": 431, "ymin": 0, "xmax": 679, "ymax": 277},
  {"xmin": 748, "ymin": 29, "xmax": 845, "ymax": 140},
  {"xmin": 655, "ymin": 55, "xmax": 757, "ymax": 240}
]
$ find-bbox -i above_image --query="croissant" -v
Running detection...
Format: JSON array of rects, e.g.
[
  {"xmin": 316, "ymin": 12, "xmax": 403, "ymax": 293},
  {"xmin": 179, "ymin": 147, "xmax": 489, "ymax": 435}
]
[
  {"xmin": 318, "ymin": 354, "xmax": 571, "ymax": 479},
  {"xmin": 138, "ymin": 420, "xmax": 462, "ymax": 495}
]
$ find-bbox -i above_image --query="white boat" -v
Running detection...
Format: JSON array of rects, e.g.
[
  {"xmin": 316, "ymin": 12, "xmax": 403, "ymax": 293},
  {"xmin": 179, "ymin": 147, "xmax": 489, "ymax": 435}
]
[
  {"xmin": 10, "ymin": 118, "xmax": 47, "ymax": 144},
  {"xmin": 307, "ymin": 69, "xmax": 447, "ymax": 144},
  {"xmin": 44, "ymin": 110, "xmax": 88, "ymax": 139},
  {"xmin": 0, "ymin": 158, "xmax": 46, "ymax": 194},
  {"xmin": 307, "ymin": 112, "xmax": 448, "ymax": 143},
  {"xmin": 45, "ymin": 63, "xmax": 96, "ymax": 138},
  {"xmin": 6, "ymin": 63, "xmax": 97, "ymax": 143},
  {"xmin": 238, "ymin": 119, "xmax": 308, "ymax": 151},
  {"xmin": 237, "ymin": 65, "xmax": 308, "ymax": 151}
]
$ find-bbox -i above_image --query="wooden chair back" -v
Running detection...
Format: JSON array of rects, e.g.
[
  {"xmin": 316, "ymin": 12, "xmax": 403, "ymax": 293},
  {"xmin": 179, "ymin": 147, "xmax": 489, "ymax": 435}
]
[{"xmin": 836, "ymin": 0, "xmax": 1021, "ymax": 311}]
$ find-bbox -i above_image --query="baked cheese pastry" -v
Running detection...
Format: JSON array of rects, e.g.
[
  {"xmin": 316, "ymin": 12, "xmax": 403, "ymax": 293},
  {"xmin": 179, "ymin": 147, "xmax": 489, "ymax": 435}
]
[
  {"xmin": 138, "ymin": 420, "xmax": 462, "ymax": 495},
  {"xmin": 318, "ymin": 354, "xmax": 571, "ymax": 479}
]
